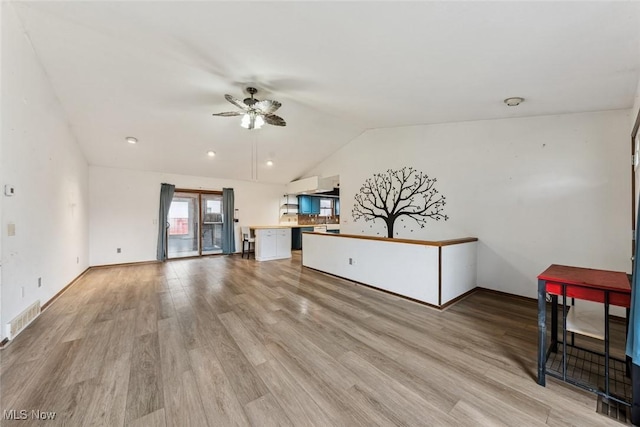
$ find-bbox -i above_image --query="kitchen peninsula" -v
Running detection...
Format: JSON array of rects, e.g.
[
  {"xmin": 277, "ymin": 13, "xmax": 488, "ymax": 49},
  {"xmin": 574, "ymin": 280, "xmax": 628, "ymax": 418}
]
[
  {"xmin": 251, "ymin": 221, "xmax": 340, "ymax": 258},
  {"xmin": 302, "ymin": 232, "xmax": 478, "ymax": 308}
]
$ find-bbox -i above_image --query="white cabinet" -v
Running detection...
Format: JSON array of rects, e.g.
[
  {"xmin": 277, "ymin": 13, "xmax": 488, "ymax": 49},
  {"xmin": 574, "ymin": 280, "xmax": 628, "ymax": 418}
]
[
  {"xmin": 275, "ymin": 229, "xmax": 291, "ymax": 257},
  {"xmin": 255, "ymin": 228, "xmax": 292, "ymax": 261},
  {"xmin": 259, "ymin": 229, "xmax": 277, "ymax": 258}
]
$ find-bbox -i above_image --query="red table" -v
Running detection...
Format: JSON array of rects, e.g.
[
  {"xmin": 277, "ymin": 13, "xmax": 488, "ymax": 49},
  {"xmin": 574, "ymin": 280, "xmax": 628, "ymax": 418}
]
[{"xmin": 537, "ymin": 265, "xmax": 632, "ymax": 406}]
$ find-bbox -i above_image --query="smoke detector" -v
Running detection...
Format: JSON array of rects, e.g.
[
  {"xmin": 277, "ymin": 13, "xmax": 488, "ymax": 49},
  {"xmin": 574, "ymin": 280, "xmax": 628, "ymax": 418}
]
[{"xmin": 504, "ymin": 97, "xmax": 525, "ymax": 107}]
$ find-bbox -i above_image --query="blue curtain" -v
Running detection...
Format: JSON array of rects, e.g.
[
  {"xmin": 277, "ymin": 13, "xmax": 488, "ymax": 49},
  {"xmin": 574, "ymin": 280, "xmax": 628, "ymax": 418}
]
[
  {"xmin": 222, "ymin": 188, "xmax": 236, "ymax": 254},
  {"xmin": 156, "ymin": 183, "xmax": 175, "ymax": 261}
]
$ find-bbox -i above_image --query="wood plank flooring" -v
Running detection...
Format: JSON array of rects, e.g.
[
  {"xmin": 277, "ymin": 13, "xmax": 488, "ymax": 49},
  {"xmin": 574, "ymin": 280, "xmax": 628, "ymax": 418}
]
[{"xmin": 0, "ymin": 252, "xmax": 628, "ymax": 426}]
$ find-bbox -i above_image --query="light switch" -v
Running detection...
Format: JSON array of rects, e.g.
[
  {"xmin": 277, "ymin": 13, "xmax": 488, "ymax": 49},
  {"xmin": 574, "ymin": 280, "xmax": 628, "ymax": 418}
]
[
  {"xmin": 4, "ymin": 185, "xmax": 15, "ymax": 196},
  {"xmin": 7, "ymin": 223, "xmax": 15, "ymax": 236}
]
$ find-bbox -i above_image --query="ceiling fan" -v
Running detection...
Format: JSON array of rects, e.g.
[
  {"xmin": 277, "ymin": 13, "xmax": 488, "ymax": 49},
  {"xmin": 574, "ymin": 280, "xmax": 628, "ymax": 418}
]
[{"xmin": 212, "ymin": 87, "xmax": 286, "ymax": 130}]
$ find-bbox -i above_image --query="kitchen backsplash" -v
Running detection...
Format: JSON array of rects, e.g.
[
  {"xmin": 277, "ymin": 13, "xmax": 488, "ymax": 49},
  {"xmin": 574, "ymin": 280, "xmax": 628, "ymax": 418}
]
[{"xmin": 297, "ymin": 214, "xmax": 340, "ymax": 225}]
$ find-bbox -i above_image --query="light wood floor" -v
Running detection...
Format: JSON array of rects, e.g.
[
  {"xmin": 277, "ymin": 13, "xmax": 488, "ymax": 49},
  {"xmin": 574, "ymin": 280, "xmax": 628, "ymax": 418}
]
[{"xmin": 0, "ymin": 252, "xmax": 627, "ymax": 426}]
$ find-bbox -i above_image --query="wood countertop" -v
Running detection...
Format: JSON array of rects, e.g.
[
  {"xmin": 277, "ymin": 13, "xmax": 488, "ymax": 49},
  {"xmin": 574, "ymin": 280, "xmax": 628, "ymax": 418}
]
[
  {"xmin": 250, "ymin": 225, "xmax": 340, "ymax": 230},
  {"xmin": 250, "ymin": 225, "xmax": 297, "ymax": 229},
  {"xmin": 302, "ymin": 232, "xmax": 477, "ymax": 247},
  {"xmin": 538, "ymin": 264, "xmax": 630, "ymax": 292}
]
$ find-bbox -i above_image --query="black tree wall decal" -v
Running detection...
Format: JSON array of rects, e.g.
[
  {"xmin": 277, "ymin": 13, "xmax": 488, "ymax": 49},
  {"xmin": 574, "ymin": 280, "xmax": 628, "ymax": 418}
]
[{"xmin": 352, "ymin": 167, "xmax": 449, "ymax": 238}]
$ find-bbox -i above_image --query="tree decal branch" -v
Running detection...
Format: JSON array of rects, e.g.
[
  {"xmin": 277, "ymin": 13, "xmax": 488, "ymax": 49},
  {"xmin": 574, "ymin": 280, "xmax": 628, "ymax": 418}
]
[{"xmin": 352, "ymin": 167, "xmax": 449, "ymax": 238}]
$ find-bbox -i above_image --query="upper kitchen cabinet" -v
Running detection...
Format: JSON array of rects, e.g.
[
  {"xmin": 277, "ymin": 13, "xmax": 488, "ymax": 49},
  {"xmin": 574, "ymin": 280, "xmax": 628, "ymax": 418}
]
[
  {"xmin": 298, "ymin": 195, "xmax": 320, "ymax": 214},
  {"xmin": 311, "ymin": 197, "xmax": 321, "ymax": 214},
  {"xmin": 299, "ymin": 195, "xmax": 340, "ymax": 216},
  {"xmin": 298, "ymin": 195, "xmax": 311, "ymax": 214}
]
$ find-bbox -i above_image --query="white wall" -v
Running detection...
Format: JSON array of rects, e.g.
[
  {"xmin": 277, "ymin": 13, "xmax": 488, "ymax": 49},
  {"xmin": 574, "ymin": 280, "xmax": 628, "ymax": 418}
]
[
  {"xmin": 0, "ymin": 2, "xmax": 4, "ymax": 331},
  {"xmin": 632, "ymin": 76, "xmax": 640, "ymax": 130},
  {"xmin": 89, "ymin": 166, "xmax": 285, "ymax": 266},
  {"xmin": 308, "ymin": 110, "xmax": 631, "ymax": 298},
  {"xmin": 1, "ymin": 4, "xmax": 90, "ymax": 339}
]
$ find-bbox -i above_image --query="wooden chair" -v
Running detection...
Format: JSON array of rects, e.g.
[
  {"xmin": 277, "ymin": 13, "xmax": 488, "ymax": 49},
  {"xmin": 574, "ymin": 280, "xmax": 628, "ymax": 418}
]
[{"xmin": 241, "ymin": 227, "xmax": 255, "ymax": 259}]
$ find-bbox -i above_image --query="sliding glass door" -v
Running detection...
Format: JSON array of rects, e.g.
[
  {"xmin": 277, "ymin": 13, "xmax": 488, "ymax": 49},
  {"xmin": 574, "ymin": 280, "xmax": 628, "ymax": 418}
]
[
  {"xmin": 202, "ymin": 193, "xmax": 223, "ymax": 255},
  {"xmin": 167, "ymin": 190, "xmax": 224, "ymax": 259},
  {"xmin": 168, "ymin": 192, "xmax": 200, "ymax": 258}
]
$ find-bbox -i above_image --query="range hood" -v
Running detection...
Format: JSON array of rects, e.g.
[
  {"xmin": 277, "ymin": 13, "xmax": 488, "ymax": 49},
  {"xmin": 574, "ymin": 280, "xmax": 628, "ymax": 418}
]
[{"xmin": 286, "ymin": 175, "xmax": 339, "ymax": 195}]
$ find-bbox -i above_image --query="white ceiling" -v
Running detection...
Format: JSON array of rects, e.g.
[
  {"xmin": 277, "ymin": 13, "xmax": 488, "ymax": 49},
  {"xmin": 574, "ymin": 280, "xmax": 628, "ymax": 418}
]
[{"xmin": 11, "ymin": 1, "xmax": 640, "ymax": 184}]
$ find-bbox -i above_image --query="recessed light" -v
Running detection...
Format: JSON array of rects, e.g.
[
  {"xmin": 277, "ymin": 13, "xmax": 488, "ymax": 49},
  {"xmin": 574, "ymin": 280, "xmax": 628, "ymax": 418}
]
[
  {"xmin": 125, "ymin": 137, "xmax": 138, "ymax": 144},
  {"xmin": 266, "ymin": 160, "xmax": 274, "ymax": 166},
  {"xmin": 504, "ymin": 97, "xmax": 525, "ymax": 107},
  {"xmin": 207, "ymin": 151, "xmax": 216, "ymax": 157}
]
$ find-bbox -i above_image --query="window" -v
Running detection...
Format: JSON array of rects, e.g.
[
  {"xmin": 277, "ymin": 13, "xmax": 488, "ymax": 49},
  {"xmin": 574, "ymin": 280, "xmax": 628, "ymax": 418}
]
[
  {"xmin": 320, "ymin": 198, "xmax": 333, "ymax": 217},
  {"xmin": 206, "ymin": 199, "xmax": 221, "ymax": 214},
  {"xmin": 204, "ymin": 199, "xmax": 223, "ymax": 223},
  {"xmin": 168, "ymin": 200, "xmax": 190, "ymax": 235}
]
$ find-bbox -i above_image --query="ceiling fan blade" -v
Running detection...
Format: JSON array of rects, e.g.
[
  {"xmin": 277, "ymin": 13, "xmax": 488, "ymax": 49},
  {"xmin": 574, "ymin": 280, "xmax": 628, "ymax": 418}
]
[
  {"xmin": 224, "ymin": 94, "xmax": 250, "ymax": 111},
  {"xmin": 264, "ymin": 114, "xmax": 286, "ymax": 126},
  {"xmin": 212, "ymin": 111, "xmax": 243, "ymax": 117},
  {"xmin": 254, "ymin": 99, "xmax": 281, "ymax": 114}
]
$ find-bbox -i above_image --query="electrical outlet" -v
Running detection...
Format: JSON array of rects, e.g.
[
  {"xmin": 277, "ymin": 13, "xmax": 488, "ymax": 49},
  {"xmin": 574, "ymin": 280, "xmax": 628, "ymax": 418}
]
[
  {"xmin": 349, "ymin": 258, "xmax": 353, "ymax": 265},
  {"xmin": 117, "ymin": 248, "xmax": 121, "ymax": 253},
  {"xmin": 38, "ymin": 277, "xmax": 42, "ymax": 288}
]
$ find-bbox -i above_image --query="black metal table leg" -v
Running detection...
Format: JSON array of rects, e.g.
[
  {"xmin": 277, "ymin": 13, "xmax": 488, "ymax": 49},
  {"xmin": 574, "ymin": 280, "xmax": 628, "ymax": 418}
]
[
  {"xmin": 604, "ymin": 292, "xmax": 610, "ymax": 397},
  {"xmin": 632, "ymin": 363, "xmax": 640, "ymax": 425},
  {"xmin": 551, "ymin": 294, "xmax": 558, "ymax": 353},
  {"xmin": 562, "ymin": 284, "xmax": 568, "ymax": 381},
  {"xmin": 538, "ymin": 278, "xmax": 547, "ymax": 386},
  {"xmin": 626, "ymin": 307, "xmax": 631, "ymax": 377}
]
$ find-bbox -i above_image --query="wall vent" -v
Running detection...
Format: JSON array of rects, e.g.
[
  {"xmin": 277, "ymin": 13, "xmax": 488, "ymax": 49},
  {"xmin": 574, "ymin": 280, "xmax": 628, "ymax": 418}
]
[{"xmin": 5, "ymin": 300, "xmax": 41, "ymax": 340}]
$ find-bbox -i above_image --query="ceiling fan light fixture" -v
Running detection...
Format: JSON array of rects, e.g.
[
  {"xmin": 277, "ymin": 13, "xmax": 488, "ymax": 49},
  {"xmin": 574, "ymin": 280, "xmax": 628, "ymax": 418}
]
[
  {"xmin": 240, "ymin": 113, "xmax": 251, "ymax": 129},
  {"xmin": 240, "ymin": 112, "xmax": 265, "ymax": 130},
  {"xmin": 255, "ymin": 114, "xmax": 265, "ymax": 129}
]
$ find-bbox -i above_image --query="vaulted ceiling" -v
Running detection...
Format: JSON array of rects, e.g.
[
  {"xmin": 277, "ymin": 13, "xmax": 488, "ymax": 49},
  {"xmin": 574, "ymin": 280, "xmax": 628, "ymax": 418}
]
[{"xmin": 11, "ymin": 1, "xmax": 640, "ymax": 184}]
